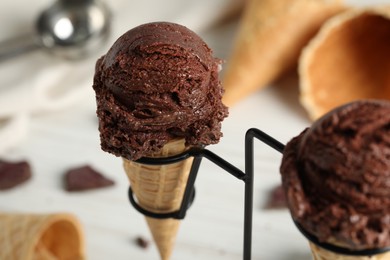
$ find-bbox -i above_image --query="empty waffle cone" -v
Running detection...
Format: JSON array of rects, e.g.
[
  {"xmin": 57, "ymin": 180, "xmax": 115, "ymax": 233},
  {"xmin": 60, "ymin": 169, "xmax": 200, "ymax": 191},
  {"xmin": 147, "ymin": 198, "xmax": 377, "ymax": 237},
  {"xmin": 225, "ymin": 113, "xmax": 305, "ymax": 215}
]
[
  {"xmin": 123, "ymin": 139, "xmax": 193, "ymax": 260},
  {"xmin": 299, "ymin": 6, "xmax": 390, "ymax": 120},
  {"xmin": 222, "ymin": 0, "xmax": 345, "ymax": 106},
  {"xmin": 309, "ymin": 242, "xmax": 390, "ymax": 260},
  {"xmin": 0, "ymin": 212, "xmax": 85, "ymax": 260}
]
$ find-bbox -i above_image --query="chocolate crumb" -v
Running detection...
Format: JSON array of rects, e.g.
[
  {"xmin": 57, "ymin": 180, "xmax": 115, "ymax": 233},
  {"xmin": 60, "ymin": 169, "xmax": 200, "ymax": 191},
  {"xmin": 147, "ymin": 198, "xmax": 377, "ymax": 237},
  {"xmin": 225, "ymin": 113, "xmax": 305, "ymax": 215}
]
[
  {"xmin": 135, "ymin": 236, "xmax": 150, "ymax": 249},
  {"xmin": 0, "ymin": 159, "xmax": 31, "ymax": 190},
  {"xmin": 264, "ymin": 184, "xmax": 287, "ymax": 209},
  {"xmin": 64, "ymin": 165, "xmax": 114, "ymax": 191}
]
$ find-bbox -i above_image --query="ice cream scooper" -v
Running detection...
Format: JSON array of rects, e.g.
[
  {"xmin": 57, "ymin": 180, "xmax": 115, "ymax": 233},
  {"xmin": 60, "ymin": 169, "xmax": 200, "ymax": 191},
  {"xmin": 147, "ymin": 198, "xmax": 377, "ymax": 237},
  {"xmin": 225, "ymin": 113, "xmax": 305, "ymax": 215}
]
[{"xmin": 0, "ymin": 0, "xmax": 111, "ymax": 61}]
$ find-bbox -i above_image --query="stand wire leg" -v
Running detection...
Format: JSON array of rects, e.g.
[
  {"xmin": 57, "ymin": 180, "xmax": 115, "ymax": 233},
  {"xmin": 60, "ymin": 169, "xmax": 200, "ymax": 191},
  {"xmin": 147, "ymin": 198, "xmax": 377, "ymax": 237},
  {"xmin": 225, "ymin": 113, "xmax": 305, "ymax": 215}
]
[
  {"xmin": 177, "ymin": 156, "xmax": 202, "ymax": 218},
  {"xmin": 243, "ymin": 131, "xmax": 254, "ymax": 260},
  {"xmin": 243, "ymin": 128, "xmax": 285, "ymax": 260}
]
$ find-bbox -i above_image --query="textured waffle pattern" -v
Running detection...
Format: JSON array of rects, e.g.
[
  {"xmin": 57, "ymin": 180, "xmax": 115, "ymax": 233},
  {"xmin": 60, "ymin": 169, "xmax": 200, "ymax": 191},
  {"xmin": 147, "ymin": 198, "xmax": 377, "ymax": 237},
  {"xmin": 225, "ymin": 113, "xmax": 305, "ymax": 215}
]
[
  {"xmin": 222, "ymin": 0, "xmax": 344, "ymax": 106},
  {"xmin": 0, "ymin": 214, "xmax": 47, "ymax": 260},
  {"xmin": 0, "ymin": 213, "xmax": 84, "ymax": 260},
  {"xmin": 310, "ymin": 242, "xmax": 390, "ymax": 260},
  {"xmin": 299, "ymin": 7, "xmax": 390, "ymax": 120},
  {"xmin": 123, "ymin": 139, "xmax": 193, "ymax": 213},
  {"xmin": 123, "ymin": 139, "xmax": 193, "ymax": 260}
]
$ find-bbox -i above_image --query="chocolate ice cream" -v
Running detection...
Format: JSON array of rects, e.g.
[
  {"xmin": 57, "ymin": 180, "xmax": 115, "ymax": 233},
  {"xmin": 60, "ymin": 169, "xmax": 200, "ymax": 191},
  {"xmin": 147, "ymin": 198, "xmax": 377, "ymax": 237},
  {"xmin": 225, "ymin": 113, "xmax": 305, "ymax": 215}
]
[
  {"xmin": 280, "ymin": 100, "xmax": 390, "ymax": 250},
  {"xmin": 93, "ymin": 22, "xmax": 228, "ymax": 160}
]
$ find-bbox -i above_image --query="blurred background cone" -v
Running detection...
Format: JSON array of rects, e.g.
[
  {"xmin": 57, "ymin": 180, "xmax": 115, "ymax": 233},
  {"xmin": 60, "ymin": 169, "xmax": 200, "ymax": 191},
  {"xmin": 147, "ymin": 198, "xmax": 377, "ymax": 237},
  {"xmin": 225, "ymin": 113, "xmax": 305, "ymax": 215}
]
[
  {"xmin": 123, "ymin": 139, "xmax": 193, "ymax": 260},
  {"xmin": 299, "ymin": 6, "xmax": 390, "ymax": 120},
  {"xmin": 0, "ymin": 212, "xmax": 85, "ymax": 260},
  {"xmin": 222, "ymin": 0, "xmax": 345, "ymax": 106},
  {"xmin": 309, "ymin": 242, "xmax": 390, "ymax": 260}
]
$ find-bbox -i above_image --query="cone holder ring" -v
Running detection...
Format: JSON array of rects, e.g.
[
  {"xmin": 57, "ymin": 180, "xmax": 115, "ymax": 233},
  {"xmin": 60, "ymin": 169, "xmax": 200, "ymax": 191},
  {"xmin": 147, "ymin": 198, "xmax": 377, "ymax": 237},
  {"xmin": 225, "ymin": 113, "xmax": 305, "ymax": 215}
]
[
  {"xmin": 128, "ymin": 128, "xmax": 390, "ymax": 259},
  {"xmin": 294, "ymin": 220, "xmax": 390, "ymax": 256}
]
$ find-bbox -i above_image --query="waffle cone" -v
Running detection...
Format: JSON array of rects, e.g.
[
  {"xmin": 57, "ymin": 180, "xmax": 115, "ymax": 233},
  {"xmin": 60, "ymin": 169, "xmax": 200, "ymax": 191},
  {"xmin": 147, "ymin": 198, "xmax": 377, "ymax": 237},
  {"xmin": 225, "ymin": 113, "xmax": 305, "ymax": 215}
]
[
  {"xmin": 0, "ymin": 212, "xmax": 85, "ymax": 260},
  {"xmin": 299, "ymin": 6, "xmax": 390, "ymax": 120},
  {"xmin": 123, "ymin": 139, "xmax": 193, "ymax": 260},
  {"xmin": 309, "ymin": 242, "xmax": 390, "ymax": 260},
  {"xmin": 222, "ymin": 0, "xmax": 345, "ymax": 106}
]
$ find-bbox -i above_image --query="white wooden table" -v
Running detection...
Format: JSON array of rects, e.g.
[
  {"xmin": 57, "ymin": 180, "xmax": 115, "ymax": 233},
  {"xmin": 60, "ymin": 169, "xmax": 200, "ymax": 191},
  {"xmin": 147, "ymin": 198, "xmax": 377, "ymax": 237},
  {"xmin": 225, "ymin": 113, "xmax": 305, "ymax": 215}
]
[{"xmin": 0, "ymin": 0, "xmax": 388, "ymax": 259}]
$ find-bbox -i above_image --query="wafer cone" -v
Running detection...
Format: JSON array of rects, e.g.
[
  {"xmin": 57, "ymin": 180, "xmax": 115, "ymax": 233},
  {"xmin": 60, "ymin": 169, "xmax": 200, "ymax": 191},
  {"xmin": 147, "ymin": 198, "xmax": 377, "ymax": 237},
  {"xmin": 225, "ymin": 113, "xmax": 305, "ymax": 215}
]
[
  {"xmin": 123, "ymin": 139, "xmax": 193, "ymax": 260},
  {"xmin": 299, "ymin": 6, "xmax": 390, "ymax": 120},
  {"xmin": 0, "ymin": 212, "xmax": 85, "ymax": 260},
  {"xmin": 309, "ymin": 242, "xmax": 390, "ymax": 260},
  {"xmin": 222, "ymin": 0, "xmax": 345, "ymax": 106}
]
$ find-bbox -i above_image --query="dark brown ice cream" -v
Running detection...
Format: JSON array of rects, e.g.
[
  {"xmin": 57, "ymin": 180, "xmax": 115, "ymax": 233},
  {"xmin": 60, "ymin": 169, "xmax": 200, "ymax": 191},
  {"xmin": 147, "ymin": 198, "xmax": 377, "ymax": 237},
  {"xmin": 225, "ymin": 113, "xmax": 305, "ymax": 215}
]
[
  {"xmin": 280, "ymin": 100, "xmax": 390, "ymax": 250},
  {"xmin": 93, "ymin": 22, "xmax": 228, "ymax": 160}
]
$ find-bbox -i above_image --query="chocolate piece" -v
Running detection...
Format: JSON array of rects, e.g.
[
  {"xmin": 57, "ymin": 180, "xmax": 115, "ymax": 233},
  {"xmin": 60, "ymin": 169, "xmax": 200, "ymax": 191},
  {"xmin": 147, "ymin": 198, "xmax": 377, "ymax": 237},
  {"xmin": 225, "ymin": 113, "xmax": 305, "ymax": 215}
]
[
  {"xmin": 93, "ymin": 22, "xmax": 228, "ymax": 160},
  {"xmin": 0, "ymin": 159, "xmax": 31, "ymax": 190},
  {"xmin": 264, "ymin": 184, "xmax": 287, "ymax": 209},
  {"xmin": 135, "ymin": 236, "xmax": 150, "ymax": 249},
  {"xmin": 280, "ymin": 100, "xmax": 390, "ymax": 250},
  {"xmin": 64, "ymin": 165, "xmax": 114, "ymax": 191}
]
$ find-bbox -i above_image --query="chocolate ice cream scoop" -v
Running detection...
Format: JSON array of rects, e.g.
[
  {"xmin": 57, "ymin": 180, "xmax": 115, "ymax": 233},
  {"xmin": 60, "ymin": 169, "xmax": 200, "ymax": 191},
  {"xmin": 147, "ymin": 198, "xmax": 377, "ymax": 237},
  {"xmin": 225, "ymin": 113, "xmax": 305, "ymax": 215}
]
[
  {"xmin": 280, "ymin": 100, "xmax": 390, "ymax": 250},
  {"xmin": 93, "ymin": 22, "xmax": 228, "ymax": 160}
]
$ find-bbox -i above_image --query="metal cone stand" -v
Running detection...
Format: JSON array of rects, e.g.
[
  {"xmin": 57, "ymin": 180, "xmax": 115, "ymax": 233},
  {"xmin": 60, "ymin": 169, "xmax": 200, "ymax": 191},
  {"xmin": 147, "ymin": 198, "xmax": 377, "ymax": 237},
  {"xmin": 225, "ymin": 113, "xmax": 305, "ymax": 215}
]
[
  {"xmin": 128, "ymin": 128, "xmax": 390, "ymax": 259},
  {"xmin": 128, "ymin": 128, "xmax": 283, "ymax": 260}
]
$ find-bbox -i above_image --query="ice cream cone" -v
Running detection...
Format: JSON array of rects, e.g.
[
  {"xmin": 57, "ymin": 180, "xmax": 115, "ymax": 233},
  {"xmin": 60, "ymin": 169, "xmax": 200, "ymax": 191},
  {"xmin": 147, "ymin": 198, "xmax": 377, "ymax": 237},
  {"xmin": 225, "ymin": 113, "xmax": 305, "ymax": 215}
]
[
  {"xmin": 123, "ymin": 138, "xmax": 193, "ymax": 260},
  {"xmin": 309, "ymin": 242, "xmax": 390, "ymax": 260},
  {"xmin": 299, "ymin": 6, "xmax": 390, "ymax": 120},
  {"xmin": 0, "ymin": 212, "xmax": 85, "ymax": 260},
  {"xmin": 222, "ymin": 0, "xmax": 345, "ymax": 106}
]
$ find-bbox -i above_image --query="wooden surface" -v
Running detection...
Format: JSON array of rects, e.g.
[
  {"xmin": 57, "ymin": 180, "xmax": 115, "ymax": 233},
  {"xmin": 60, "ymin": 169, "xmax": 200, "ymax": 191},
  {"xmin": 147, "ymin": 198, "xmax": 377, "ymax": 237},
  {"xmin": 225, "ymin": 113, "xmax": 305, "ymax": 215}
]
[{"xmin": 0, "ymin": 0, "xmax": 389, "ymax": 259}]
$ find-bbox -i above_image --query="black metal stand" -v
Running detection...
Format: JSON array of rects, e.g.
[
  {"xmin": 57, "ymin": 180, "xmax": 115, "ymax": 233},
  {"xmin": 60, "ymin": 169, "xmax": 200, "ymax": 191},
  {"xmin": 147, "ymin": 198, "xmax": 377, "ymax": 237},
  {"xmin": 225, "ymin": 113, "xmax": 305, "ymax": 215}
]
[
  {"xmin": 294, "ymin": 220, "xmax": 390, "ymax": 256},
  {"xmin": 128, "ymin": 128, "xmax": 283, "ymax": 260},
  {"xmin": 128, "ymin": 128, "xmax": 390, "ymax": 259}
]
